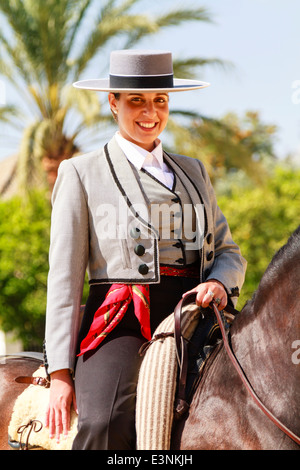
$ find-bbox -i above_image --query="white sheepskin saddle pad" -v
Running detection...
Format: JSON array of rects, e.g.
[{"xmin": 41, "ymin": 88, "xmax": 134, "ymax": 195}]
[{"xmin": 8, "ymin": 366, "xmax": 78, "ymax": 450}]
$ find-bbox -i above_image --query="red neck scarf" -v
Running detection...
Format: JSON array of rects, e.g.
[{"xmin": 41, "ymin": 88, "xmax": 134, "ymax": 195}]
[{"xmin": 78, "ymin": 284, "xmax": 151, "ymax": 356}]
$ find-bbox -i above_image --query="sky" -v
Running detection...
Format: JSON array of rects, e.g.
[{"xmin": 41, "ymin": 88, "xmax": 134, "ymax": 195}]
[{"xmin": 0, "ymin": 0, "xmax": 300, "ymax": 162}]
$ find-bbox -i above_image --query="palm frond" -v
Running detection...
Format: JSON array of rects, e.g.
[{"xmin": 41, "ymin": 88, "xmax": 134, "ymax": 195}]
[
  {"xmin": 17, "ymin": 121, "xmax": 46, "ymax": 190},
  {"xmin": 62, "ymin": 85, "xmax": 101, "ymax": 127},
  {"xmin": 155, "ymin": 7, "xmax": 213, "ymax": 28},
  {"xmin": 73, "ymin": 14, "xmax": 157, "ymax": 78},
  {"xmin": 123, "ymin": 6, "xmax": 213, "ymax": 49},
  {"xmin": 173, "ymin": 57, "xmax": 233, "ymax": 79},
  {"xmin": 0, "ymin": 0, "xmax": 75, "ymax": 85},
  {"xmin": 66, "ymin": 0, "xmax": 95, "ymax": 56},
  {"xmin": 0, "ymin": 30, "xmax": 37, "ymax": 86},
  {"xmin": 169, "ymin": 109, "xmax": 202, "ymax": 120},
  {"xmin": 0, "ymin": 105, "xmax": 20, "ymax": 123},
  {"xmin": 0, "ymin": 1, "xmax": 43, "ymax": 81}
]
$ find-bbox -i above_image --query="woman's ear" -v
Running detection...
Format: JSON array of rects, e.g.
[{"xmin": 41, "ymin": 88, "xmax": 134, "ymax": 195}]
[
  {"xmin": 108, "ymin": 93, "xmax": 118, "ymax": 114},
  {"xmin": 108, "ymin": 93, "xmax": 118, "ymax": 122}
]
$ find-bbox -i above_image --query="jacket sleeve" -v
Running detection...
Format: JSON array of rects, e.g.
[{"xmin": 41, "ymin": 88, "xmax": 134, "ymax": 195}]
[
  {"xmin": 198, "ymin": 160, "xmax": 247, "ymax": 304},
  {"xmin": 45, "ymin": 159, "xmax": 89, "ymax": 374}
]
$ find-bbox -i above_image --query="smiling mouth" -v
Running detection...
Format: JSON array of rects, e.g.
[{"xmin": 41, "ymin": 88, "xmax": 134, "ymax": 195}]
[{"xmin": 137, "ymin": 122, "xmax": 158, "ymax": 129}]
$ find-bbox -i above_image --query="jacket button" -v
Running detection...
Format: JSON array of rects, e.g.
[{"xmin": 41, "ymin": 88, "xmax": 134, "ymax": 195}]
[
  {"xmin": 172, "ymin": 242, "xmax": 181, "ymax": 249},
  {"xmin": 230, "ymin": 286, "xmax": 240, "ymax": 297},
  {"xmin": 206, "ymin": 233, "xmax": 213, "ymax": 244},
  {"xmin": 134, "ymin": 244, "xmax": 145, "ymax": 256},
  {"xmin": 206, "ymin": 251, "xmax": 214, "ymax": 261},
  {"xmin": 130, "ymin": 227, "xmax": 141, "ymax": 239},
  {"xmin": 138, "ymin": 264, "xmax": 149, "ymax": 275}
]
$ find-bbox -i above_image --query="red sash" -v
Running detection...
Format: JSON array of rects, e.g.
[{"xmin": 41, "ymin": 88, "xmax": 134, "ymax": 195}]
[{"xmin": 78, "ymin": 265, "xmax": 199, "ymax": 356}]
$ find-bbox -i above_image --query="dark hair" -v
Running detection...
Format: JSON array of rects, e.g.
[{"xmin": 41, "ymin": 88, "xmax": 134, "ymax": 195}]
[{"xmin": 110, "ymin": 93, "xmax": 120, "ymax": 122}]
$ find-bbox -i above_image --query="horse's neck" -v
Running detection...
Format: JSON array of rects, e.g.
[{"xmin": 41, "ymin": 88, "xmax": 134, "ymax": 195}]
[{"xmin": 230, "ymin": 290, "xmax": 299, "ymax": 406}]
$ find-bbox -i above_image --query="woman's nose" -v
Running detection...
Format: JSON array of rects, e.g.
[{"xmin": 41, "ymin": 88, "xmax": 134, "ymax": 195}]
[{"xmin": 142, "ymin": 100, "xmax": 156, "ymax": 117}]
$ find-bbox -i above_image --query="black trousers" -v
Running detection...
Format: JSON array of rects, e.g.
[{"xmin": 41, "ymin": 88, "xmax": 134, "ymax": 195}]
[{"xmin": 72, "ymin": 275, "xmax": 199, "ymax": 450}]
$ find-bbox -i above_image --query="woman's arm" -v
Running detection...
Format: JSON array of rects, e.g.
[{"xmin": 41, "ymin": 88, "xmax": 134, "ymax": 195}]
[
  {"xmin": 45, "ymin": 159, "xmax": 89, "ymax": 374},
  {"xmin": 45, "ymin": 369, "xmax": 78, "ymax": 443},
  {"xmin": 45, "ymin": 159, "xmax": 89, "ymax": 440}
]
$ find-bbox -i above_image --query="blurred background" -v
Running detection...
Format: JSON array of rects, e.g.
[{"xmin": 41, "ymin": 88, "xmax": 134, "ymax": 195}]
[{"xmin": 0, "ymin": 0, "xmax": 299, "ymax": 352}]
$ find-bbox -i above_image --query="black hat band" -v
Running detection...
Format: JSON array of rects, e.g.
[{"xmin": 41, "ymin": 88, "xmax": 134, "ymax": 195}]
[{"xmin": 109, "ymin": 74, "xmax": 174, "ymax": 89}]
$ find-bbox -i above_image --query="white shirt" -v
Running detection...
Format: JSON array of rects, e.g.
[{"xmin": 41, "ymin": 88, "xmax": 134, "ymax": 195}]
[{"xmin": 115, "ymin": 132, "xmax": 174, "ymax": 189}]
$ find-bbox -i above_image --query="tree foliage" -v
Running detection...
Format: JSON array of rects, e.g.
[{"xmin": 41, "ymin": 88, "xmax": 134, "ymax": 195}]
[
  {"xmin": 0, "ymin": 191, "xmax": 51, "ymax": 349},
  {"xmin": 217, "ymin": 165, "xmax": 300, "ymax": 309}
]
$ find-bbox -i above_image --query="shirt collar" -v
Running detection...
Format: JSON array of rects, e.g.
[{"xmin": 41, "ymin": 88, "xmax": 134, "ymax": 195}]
[{"xmin": 115, "ymin": 131, "xmax": 164, "ymax": 171}]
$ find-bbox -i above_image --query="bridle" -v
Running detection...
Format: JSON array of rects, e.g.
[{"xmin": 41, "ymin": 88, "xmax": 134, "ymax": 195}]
[{"xmin": 174, "ymin": 293, "xmax": 300, "ymax": 446}]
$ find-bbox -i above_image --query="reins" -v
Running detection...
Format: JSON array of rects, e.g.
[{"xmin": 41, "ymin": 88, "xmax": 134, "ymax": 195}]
[{"xmin": 174, "ymin": 293, "xmax": 300, "ymax": 446}]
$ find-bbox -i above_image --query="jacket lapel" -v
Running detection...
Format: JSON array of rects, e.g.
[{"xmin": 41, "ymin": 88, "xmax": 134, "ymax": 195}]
[
  {"xmin": 105, "ymin": 136, "xmax": 153, "ymax": 230},
  {"xmin": 163, "ymin": 152, "xmax": 207, "ymax": 239}
]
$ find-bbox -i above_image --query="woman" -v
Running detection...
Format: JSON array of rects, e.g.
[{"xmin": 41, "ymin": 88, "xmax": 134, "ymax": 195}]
[{"xmin": 45, "ymin": 50, "xmax": 247, "ymax": 450}]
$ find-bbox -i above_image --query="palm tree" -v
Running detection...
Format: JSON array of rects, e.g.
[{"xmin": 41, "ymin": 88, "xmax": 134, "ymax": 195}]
[{"xmin": 0, "ymin": 0, "xmax": 219, "ymax": 192}]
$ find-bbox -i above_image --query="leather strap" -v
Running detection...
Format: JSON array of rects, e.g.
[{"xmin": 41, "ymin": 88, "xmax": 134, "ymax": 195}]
[
  {"xmin": 138, "ymin": 332, "xmax": 174, "ymax": 356},
  {"xmin": 211, "ymin": 301, "xmax": 300, "ymax": 446},
  {"xmin": 17, "ymin": 420, "xmax": 43, "ymax": 450},
  {"xmin": 173, "ymin": 292, "xmax": 227, "ymax": 419},
  {"xmin": 15, "ymin": 376, "xmax": 50, "ymax": 388},
  {"xmin": 173, "ymin": 293, "xmax": 197, "ymax": 419}
]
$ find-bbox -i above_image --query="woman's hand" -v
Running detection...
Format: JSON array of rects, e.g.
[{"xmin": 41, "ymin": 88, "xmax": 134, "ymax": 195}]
[
  {"xmin": 183, "ymin": 279, "xmax": 227, "ymax": 311},
  {"xmin": 45, "ymin": 369, "xmax": 78, "ymax": 443}
]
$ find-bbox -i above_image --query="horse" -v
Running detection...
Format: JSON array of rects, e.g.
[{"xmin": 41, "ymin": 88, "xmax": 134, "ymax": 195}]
[
  {"xmin": 0, "ymin": 354, "xmax": 43, "ymax": 450},
  {"xmin": 1, "ymin": 227, "xmax": 299, "ymax": 451},
  {"xmin": 171, "ymin": 225, "xmax": 300, "ymax": 450}
]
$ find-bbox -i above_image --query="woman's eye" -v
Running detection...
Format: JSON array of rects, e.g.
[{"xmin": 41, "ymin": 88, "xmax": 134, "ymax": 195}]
[
  {"xmin": 155, "ymin": 96, "xmax": 169, "ymax": 104},
  {"xmin": 129, "ymin": 96, "xmax": 168, "ymax": 105}
]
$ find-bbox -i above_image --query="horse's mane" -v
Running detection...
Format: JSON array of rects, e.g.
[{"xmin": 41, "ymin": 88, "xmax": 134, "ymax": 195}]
[
  {"xmin": 240, "ymin": 225, "xmax": 300, "ymax": 316},
  {"xmin": 257, "ymin": 225, "xmax": 300, "ymax": 293}
]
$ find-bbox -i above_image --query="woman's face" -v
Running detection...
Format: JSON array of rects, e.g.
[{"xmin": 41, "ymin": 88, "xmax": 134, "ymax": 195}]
[{"xmin": 108, "ymin": 92, "xmax": 169, "ymax": 151}]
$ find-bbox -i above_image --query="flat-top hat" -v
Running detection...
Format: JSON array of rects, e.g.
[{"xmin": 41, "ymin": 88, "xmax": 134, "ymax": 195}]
[{"xmin": 73, "ymin": 49, "xmax": 210, "ymax": 93}]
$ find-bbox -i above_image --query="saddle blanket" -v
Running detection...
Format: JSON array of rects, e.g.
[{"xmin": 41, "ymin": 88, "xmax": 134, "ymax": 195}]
[
  {"xmin": 136, "ymin": 302, "xmax": 201, "ymax": 450},
  {"xmin": 8, "ymin": 366, "xmax": 78, "ymax": 450}
]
